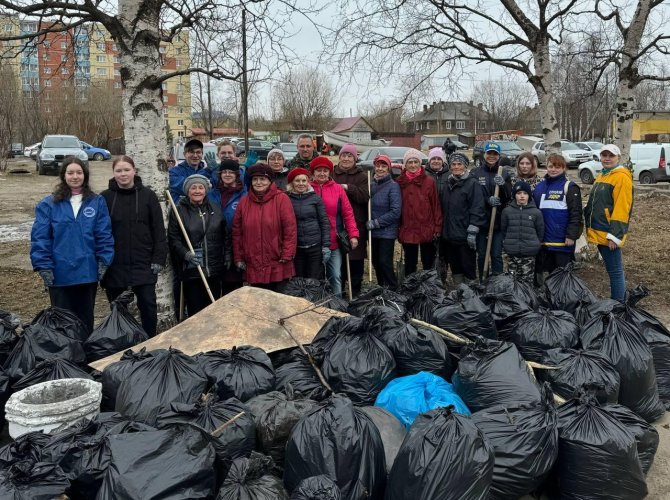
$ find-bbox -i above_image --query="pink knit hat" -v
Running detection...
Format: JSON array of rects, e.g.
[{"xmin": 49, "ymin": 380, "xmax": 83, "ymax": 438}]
[
  {"xmin": 428, "ymin": 147, "xmax": 446, "ymax": 162},
  {"xmin": 339, "ymin": 143, "xmax": 358, "ymax": 158},
  {"xmin": 402, "ymin": 148, "xmax": 423, "ymax": 168}
]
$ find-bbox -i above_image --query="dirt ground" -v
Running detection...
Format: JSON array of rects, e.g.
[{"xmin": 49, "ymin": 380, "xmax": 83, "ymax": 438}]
[{"xmin": 1, "ymin": 157, "xmax": 669, "ymax": 496}]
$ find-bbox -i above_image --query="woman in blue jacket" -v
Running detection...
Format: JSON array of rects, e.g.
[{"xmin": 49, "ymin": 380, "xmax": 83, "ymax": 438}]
[
  {"xmin": 367, "ymin": 154, "xmax": 402, "ymax": 289},
  {"xmin": 30, "ymin": 157, "xmax": 114, "ymax": 333}
]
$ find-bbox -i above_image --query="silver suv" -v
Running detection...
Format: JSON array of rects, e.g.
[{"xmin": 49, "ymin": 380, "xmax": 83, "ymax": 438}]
[
  {"xmin": 531, "ymin": 141, "xmax": 592, "ymax": 167},
  {"xmin": 37, "ymin": 135, "xmax": 89, "ymax": 175}
]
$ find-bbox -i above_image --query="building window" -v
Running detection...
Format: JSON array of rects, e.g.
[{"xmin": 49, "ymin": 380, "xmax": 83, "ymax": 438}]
[
  {"xmin": 61, "ymin": 41, "xmax": 67, "ymax": 49},
  {"xmin": 113, "ymin": 69, "xmax": 120, "ymax": 76},
  {"xmin": 3, "ymin": 24, "xmax": 12, "ymax": 32},
  {"xmin": 159, "ymin": 46, "xmax": 166, "ymax": 53},
  {"xmin": 426, "ymin": 122, "xmax": 430, "ymax": 130},
  {"xmin": 177, "ymin": 131, "xmax": 185, "ymax": 138},
  {"xmin": 44, "ymin": 41, "xmax": 50, "ymax": 48},
  {"xmin": 161, "ymin": 83, "xmax": 167, "ymax": 90},
  {"xmin": 113, "ymin": 56, "xmax": 119, "ymax": 63},
  {"xmin": 163, "ymin": 107, "xmax": 168, "ymax": 115},
  {"xmin": 96, "ymin": 55, "xmax": 106, "ymax": 63},
  {"xmin": 61, "ymin": 55, "xmax": 67, "ymax": 62},
  {"xmin": 114, "ymin": 81, "xmax": 122, "ymax": 89},
  {"xmin": 96, "ymin": 42, "xmax": 105, "ymax": 50},
  {"xmin": 177, "ymin": 96, "xmax": 183, "ymax": 104},
  {"xmin": 177, "ymin": 119, "xmax": 184, "ymax": 126},
  {"xmin": 112, "ymin": 43, "xmax": 118, "ymax": 51},
  {"xmin": 175, "ymin": 59, "xmax": 181, "ymax": 69},
  {"xmin": 42, "ymin": 53, "xmax": 48, "ymax": 60},
  {"xmin": 44, "ymin": 80, "xmax": 51, "ymax": 87},
  {"xmin": 478, "ymin": 121, "xmax": 486, "ymax": 129},
  {"xmin": 62, "ymin": 80, "xmax": 69, "ymax": 87},
  {"xmin": 178, "ymin": 107, "xmax": 184, "ymax": 114},
  {"xmin": 163, "ymin": 95, "xmax": 168, "ymax": 102},
  {"xmin": 445, "ymin": 121, "xmax": 452, "ymax": 129},
  {"xmin": 62, "ymin": 68, "xmax": 69, "ymax": 75},
  {"xmin": 96, "ymin": 67, "xmax": 107, "ymax": 76},
  {"xmin": 456, "ymin": 121, "xmax": 465, "ymax": 130},
  {"xmin": 44, "ymin": 67, "xmax": 51, "ymax": 74}
]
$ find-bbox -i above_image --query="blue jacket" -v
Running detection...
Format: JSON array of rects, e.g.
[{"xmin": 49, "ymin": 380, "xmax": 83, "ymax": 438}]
[
  {"xmin": 208, "ymin": 183, "xmax": 248, "ymax": 228},
  {"xmin": 31, "ymin": 194, "xmax": 114, "ymax": 286},
  {"xmin": 533, "ymin": 173, "xmax": 583, "ymax": 253},
  {"xmin": 168, "ymin": 160, "xmax": 215, "ymax": 203},
  {"xmin": 370, "ymin": 174, "xmax": 402, "ymax": 239}
]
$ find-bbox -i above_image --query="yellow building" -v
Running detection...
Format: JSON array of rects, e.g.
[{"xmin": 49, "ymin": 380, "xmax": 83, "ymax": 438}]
[
  {"xmin": 632, "ymin": 111, "xmax": 670, "ymax": 141},
  {"xmin": 159, "ymin": 31, "xmax": 192, "ymax": 140},
  {"xmin": 0, "ymin": 15, "xmax": 23, "ymax": 89}
]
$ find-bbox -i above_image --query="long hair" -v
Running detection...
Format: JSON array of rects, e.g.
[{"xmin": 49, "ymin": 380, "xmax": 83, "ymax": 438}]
[
  {"xmin": 515, "ymin": 152, "xmax": 538, "ymax": 178},
  {"xmin": 52, "ymin": 157, "xmax": 94, "ymax": 202}
]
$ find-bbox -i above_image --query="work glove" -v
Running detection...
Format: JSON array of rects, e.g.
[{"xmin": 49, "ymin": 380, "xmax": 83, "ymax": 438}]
[
  {"xmin": 488, "ymin": 196, "xmax": 501, "ymax": 207},
  {"xmin": 466, "ymin": 225, "xmax": 479, "ymax": 250},
  {"xmin": 97, "ymin": 262, "xmax": 108, "ymax": 281},
  {"xmin": 322, "ymin": 247, "xmax": 332, "ymax": 264},
  {"xmin": 224, "ymin": 254, "xmax": 232, "ymax": 271},
  {"xmin": 38, "ymin": 270, "xmax": 54, "ymax": 288},
  {"xmin": 493, "ymin": 174, "xmax": 505, "ymax": 186},
  {"xmin": 185, "ymin": 250, "xmax": 203, "ymax": 267},
  {"xmin": 366, "ymin": 220, "xmax": 379, "ymax": 230},
  {"xmin": 150, "ymin": 263, "xmax": 164, "ymax": 275},
  {"xmin": 236, "ymin": 261, "xmax": 246, "ymax": 272},
  {"xmin": 204, "ymin": 151, "xmax": 218, "ymax": 170}
]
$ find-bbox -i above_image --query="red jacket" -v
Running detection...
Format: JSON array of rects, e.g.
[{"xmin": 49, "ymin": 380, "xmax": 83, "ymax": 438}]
[
  {"xmin": 232, "ymin": 184, "xmax": 297, "ymax": 284},
  {"xmin": 396, "ymin": 169, "xmax": 443, "ymax": 244},
  {"xmin": 311, "ymin": 180, "xmax": 360, "ymax": 251}
]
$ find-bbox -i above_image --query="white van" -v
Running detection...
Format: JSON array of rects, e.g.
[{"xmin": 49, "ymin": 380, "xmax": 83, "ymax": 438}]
[{"xmin": 577, "ymin": 143, "xmax": 670, "ymax": 184}]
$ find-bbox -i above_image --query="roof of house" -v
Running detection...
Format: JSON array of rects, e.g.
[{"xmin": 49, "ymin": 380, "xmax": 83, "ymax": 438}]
[
  {"xmin": 331, "ymin": 116, "xmax": 376, "ymax": 134},
  {"xmin": 189, "ymin": 127, "xmax": 254, "ymax": 136},
  {"xmin": 407, "ymin": 101, "xmax": 491, "ymax": 123}
]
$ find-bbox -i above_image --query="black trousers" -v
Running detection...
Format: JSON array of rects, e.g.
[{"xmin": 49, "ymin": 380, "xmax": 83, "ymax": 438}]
[
  {"xmin": 372, "ymin": 238, "xmax": 397, "ymax": 289},
  {"xmin": 252, "ymin": 280, "xmax": 287, "ymax": 292},
  {"xmin": 536, "ymin": 248, "xmax": 575, "ymax": 274},
  {"xmin": 442, "ymin": 239, "xmax": 477, "ymax": 280},
  {"xmin": 182, "ymin": 276, "xmax": 222, "ymax": 318},
  {"xmin": 341, "ymin": 257, "xmax": 365, "ymax": 297},
  {"xmin": 402, "ymin": 242, "xmax": 436, "ymax": 276},
  {"xmin": 105, "ymin": 284, "xmax": 158, "ymax": 337},
  {"xmin": 49, "ymin": 282, "xmax": 98, "ymax": 334},
  {"xmin": 294, "ymin": 245, "xmax": 324, "ymax": 280}
]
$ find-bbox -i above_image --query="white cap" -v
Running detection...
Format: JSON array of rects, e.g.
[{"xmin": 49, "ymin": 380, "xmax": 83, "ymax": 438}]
[{"xmin": 600, "ymin": 144, "xmax": 621, "ymax": 156}]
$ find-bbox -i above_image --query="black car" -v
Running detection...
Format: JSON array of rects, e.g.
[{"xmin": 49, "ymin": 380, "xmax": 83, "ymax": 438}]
[
  {"xmin": 472, "ymin": 140, "xmax": 524, "ymax": 168},
  {"xmin": 235, "ymin": 139, "xmax": 276, "ymax": 160},
  {"xmin": 357, "ymin": 146, "xmax": 428, "ymax": 177}
]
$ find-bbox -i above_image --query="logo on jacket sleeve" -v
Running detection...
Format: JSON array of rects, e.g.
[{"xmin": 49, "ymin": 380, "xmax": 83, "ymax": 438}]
[{"xmin": 83, "ymin": 207, "xmax": 96, "ymax": 218}]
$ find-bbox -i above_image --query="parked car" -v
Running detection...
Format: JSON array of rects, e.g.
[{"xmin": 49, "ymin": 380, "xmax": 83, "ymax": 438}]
[
  {"xmin": 7, "ymin": 143, "xmax": 23, "ymax": 158},
  {"xmin": 452, "ymin": 139, "xmax": 469, "ymax": 150},
  {"xmin": 531, "ymin": 140, "xmax": 592, "ymax": 167},
  {"xmin": 578, "ymin": 143, "xmax": 670, "ymax": 185},
  {"xmin": 576, "ymin": 141, "xmax": 604, "ymax": 161},
  {"xmin": 80, "ymin": 142, "xmax": 112, "ymax": 161},
  {"xmin": 357, "ymin": 146, "xmax": 428, "ymax": 176},
  {"xmin": 235, "ymin": 139, "xmax": 275, "ymax": 159},
  {"xmin": 36, "ymin": 135, "xmax": 89, "ymax": 175},
  {"xmin": 472, "ymin": 140, "xmax": 524, "ymax": 168},
  {"xmin": 167, "ymin": 142, "xmax": 219, "ymax": 168},
  {"xmin": 278, "ymin": 142, "xmax": 298, "ymax": 158},
  {"xmin": 24, "ymin": 142, "xmax": 41, "ymax": 159}
]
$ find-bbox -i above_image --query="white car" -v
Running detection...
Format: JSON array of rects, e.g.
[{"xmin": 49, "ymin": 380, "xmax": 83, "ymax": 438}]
[
  {"xmin": 531, "ymin": 141, "xmax": 593, "ymax": 167},
  {"xmin": 577, "ymin": 143, "xmax": 670, "ymax": 184},
  {"xmin": 24, "ymin": 142, "xmax": 41, "ymax": 158},
  {"xmin": 576, "ymin": 141, "xmax": 605, "ymax": 161}
]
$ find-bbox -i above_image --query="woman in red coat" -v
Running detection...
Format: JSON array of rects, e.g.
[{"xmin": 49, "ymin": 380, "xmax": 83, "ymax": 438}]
[
  {"xmin": 310, "ymin": 156, "xmax": 359, "ymax": 297},
  {"xmin": 396, "ymin": 148, "xmax": 443, "ymax": 275},
  {"xmin": 232, "ymin": 164, "xmax": 297, "ymax": 290}
]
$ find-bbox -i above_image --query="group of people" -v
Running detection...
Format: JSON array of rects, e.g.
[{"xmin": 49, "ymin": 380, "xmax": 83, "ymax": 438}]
[{"xmin": 29, "ymin": 134, "xmax": 633, "ymax": 337}]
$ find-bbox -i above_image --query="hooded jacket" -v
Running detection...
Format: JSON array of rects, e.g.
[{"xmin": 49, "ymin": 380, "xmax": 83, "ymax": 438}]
[
  {"xmin": 310, "ymin": 179, "xmax": 360, "ymax": 251},
  {"xmin": 31, "ymin": 193, "xmax": 114, "ymax": 286},
  {"xmin": 287, "ymin": 186, "xmax": 331, "ymax": 249},
  {"xmin": 440, "ymin": 171, "xmax": 487, "ymax": 242},
  {"xmin": 425, "ymin": 166, "xmax": 450, "ymax": 200},
  {"xmin": 272, "ymin": 167, "xmax": 290, "ymax": 191},
  {"xmin": 533, "ymin": 173, "xmax": 583, "ymax": 252},
  {"xmin": 370, "ymin": 173, "xmax": 402, "ymax": 240},
  {"xmin": 101, "ymin": 176, "xmax": 167, "ymax": 288},
  {"xmin": 396, "ymin": 169, "xmax": 443, "ymax": 244},
  {"xmin": 232, "ymin": 183, "xmax": 297, "ymax": 284},
  {"xmin": 168, "ymin": 160, "xmax": 215, "ymax": 203},
  {"xmin": 333, "ymin": 164, "xmax": 370, "ymax": 260},
  {"xmin": 584, "ymin": 166, "xmax": 633, "ymax": 247},
  {"xmin": 470, "ymin": 162, "xmax": 512, "ymax": 230},
  {"xmin": 501, "ymin": 199, "xmax": 545, "ymax": 257}
]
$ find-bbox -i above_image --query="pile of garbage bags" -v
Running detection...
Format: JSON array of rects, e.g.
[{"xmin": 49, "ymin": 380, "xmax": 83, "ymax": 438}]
[{"xmin": 1, "ymin": 264, "xmax": 668, "ymax": 499}]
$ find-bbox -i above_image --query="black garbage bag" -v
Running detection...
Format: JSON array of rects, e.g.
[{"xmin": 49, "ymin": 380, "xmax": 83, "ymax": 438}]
[
  {"xmin": 539, "ymin": 348, "xmax": 620, "ymax": 404},
  {"xmin": 275, "ymin": 349, "xmax": 328, "ymax": 401},
  {"xmin": 485, "ymin": 273, "xmax": 542, "ymax": 308},
  {"xmin": 279, "ymin": 277, "xmax": 348, "ymax": 312},
  {"xmin": 365, "ymin": 309, "xmax": 451, "ymax": 379},
  {"xmin": 96, "ymin": 424, "xmax": 217, "ymax": 500},
  {"xmin": 0, "ymin": 461, "xmax": 71, "ymax": 499},
  {"xmin": 2, "ymin": 323, "xmax": 86, "ymax": 382},
  {"xmin": 217, "ymin": 452, "xmax": 288, "ymax": 499},
  {"xmin": 84, "ymin": 291, "xmax": 148, "ymax": 362},
  {"xmin": 553, "ymin": 395, "xmax": 647, "ymax": 499},
  {"xmin": 573, "ymin": 291, "xmax": 598, "ymax": 326},
  {"xmin": 32, "ymin": 305, "xmax": 88, "ymax": 342},
  {"xmin": 196, "ymin": 345, "xmax": 276, "ymax": 403},
  {"xmin": 360, "ymin": 406, "xmax": 406, "ymax": 475},
  {"xmin": 0, "ymin": 309, "xmax": 20, "ymax": 365},
  {"xmin": 545, "ymin": 262, "xmax": 598, "ymax": 315},
  {"xmin": 317, "ymin": 317, "xmax": 396, "ymax": 406},
  {"xmin": 471, "ymin": 385, "xmax": 559, "ymax": 500},
  {"xmin": 453, "ymin": 339, "xmax": 542, "ymax": 413},
  {"xmin": 12, "ymin": 357, "xmax": 93, "ymax": 391},
  {"xmin": 284, "ymin": 395, "xmax": 386, "ymax": 499},
  {"xmin": 310, "ymin": 316, "xmax": 364, "ymax": 362},
  {"xmin": 404, "ymin": 290, "xmax": 446, "ymax": 322},
  {"xmin": 432, "ymin": 285, "xmax": 497, "ymax": 353},
  {"xmin": 249, "ymin": 388, "xmax": 318, "ymax": 468},
  {"xmin": 605, "ymin": 403, "xmax": 659, "ymax": 475},
  {"xmin": 581, "ymin": 312, "xmax": 665, "ymax": 422},
  {"xmin": 156, "ymin": 393, "xmax": 255, "ymax": 476},
  {"xmin": 115, "ymin": 347, "xmax": 209, "ymax": 425},
  {"xmin": 100, "ymin": 347, "xmax": 160, "ymax": 411},
  {"xmin": 386, "ymin": 406, "xmax": 494, "ymax": 500},
  {"xmin": 290, "ymin": 475, "xmax": 342, "ymax": 500},
  {"xmin": 484, "ymin": 290, "xmax": 533, "ymax": 330},
  {"xmin": 0, "ymin": 366, "xmax": 9, "ymax": 433},
  {"xmin": 398, "ymin": 269, "xmax": 444, "ymax": 296},
  {"xmin": 0, "ymin": 431, "xmax": 50, "ymax": 466},
  {"xmin": 504, "ymin": 308, "xmax": 580, "ymax": 362},
  {"xmin": 347, "ymin": 286, "xmax": 407, "ymax": 317}
]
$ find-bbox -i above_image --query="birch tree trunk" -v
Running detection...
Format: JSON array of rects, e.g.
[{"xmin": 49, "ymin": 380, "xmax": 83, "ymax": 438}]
[{"xmin": 531, "ymin": 39, "xmax": 561, "ymax": 153}]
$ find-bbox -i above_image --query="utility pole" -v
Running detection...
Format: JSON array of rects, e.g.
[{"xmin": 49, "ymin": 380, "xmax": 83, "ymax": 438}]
[{"xmin": 241, "ymin": 8, "xmax": 249, "ymax": 149}]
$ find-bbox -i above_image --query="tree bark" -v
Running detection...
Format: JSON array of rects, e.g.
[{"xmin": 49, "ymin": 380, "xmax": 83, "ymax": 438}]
[{"xmin": 530, "ymin": 39, "xmax": 561, "ymax": 153}]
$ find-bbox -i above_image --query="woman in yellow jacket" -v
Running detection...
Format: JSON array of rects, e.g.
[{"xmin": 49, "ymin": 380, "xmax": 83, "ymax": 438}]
[{"xmin": 584, "ymin": 144, "xmax": 633, "ymax": 301}]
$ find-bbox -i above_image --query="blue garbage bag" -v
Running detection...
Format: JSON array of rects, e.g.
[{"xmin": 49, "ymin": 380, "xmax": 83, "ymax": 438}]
[{"xmin": 375, "ymin": 372, "xmax": 470, "ymax": 428}]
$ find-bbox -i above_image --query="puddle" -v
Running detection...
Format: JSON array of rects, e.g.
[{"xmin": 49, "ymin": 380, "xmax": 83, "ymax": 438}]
[{"xmin": 0, "ymin": 221, "xmax": 33, "ymax": 242}]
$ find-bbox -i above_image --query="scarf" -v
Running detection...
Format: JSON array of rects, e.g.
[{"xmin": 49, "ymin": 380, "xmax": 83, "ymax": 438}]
[
  {"xmin": 601, "ymin": 163, "xmax": 621, "ymax": 175},
  {"xmin": 404, "ymin": 167, "xmax": 423, "ymax": 181},
  {"xmin": 220, "ymin": 183, "xmax": 242, "ymax": 209}
]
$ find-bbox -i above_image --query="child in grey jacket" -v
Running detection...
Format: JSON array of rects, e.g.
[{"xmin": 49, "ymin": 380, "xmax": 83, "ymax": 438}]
[{"xmin": 501, "ymin": 181, "xmax": 545, "ymax": 282}]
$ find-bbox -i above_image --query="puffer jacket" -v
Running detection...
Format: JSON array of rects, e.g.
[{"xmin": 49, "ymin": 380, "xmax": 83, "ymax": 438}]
[
  {"xmin": 232, "ymin": 184, "xmax": 297, "ymax": 284},
  {"xmin": 31, "ymin": 193, "xmax": 114, "ymax": 286},
  {"xmin": 168, "ymin": 160, "xmax": 215, "ymax": 203},
  {"xmin": 333, "ymin": 165, "xmax": 370, "ymax": 260},
  {"xmin": 584, "ymin": 166, "xmax": 633, "ymax": 247},
  {"xmin": 273, "ymin": 167, "xmax": 290, "ymax": 191},
  {"xmin": 168, "ymin": 197, "xmax": 228, "ymax": 281},
  {"xmin": 440, "ymin": 171, "xmax": 487, "ymax": 242},
  {"xmin": 470, "ymin": 162, "xmax": 512, "ymax": 230},
  {"xmin": 501, "ymin": 199, "xmax": 545, "ymax": 257},
  {"xmin": 425, "ymin": 166, "xmax": 450, "ymax": 200},
  {"xmin": 370, "ymin": 174, "xmax": 401, "ymax": 240},
  {"xmin": 101, "ymin": 176, "xmax": 167, "ymax": 288},
  {"xmin": 287, "ymin": 186, "xmax": 331, "ymax": 248},
  {"xmin": 311, "ymin": 180, "xmax": 359, "ymax": 251},
  {"xmin": 396, "ymin": 169, "xmax": 442, "ymax": 244}
]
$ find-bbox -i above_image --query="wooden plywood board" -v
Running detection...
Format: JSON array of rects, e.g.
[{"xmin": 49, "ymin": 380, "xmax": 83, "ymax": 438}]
[{"xmin": 90, "ymin": 286, "xmax": 347, "ymax": 372}]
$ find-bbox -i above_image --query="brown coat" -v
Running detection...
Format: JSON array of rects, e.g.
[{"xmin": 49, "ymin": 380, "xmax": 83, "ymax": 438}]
[{"xmin": 333, "ymin": 165, "xmax": 370, "ymax": 260}]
